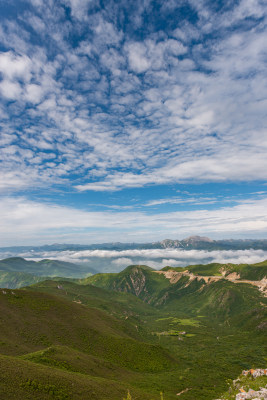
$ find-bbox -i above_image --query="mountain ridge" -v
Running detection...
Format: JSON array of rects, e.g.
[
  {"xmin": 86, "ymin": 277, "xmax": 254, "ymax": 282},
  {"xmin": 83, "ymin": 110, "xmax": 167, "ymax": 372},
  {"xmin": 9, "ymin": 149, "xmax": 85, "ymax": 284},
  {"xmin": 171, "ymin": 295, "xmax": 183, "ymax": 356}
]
[{"xmin": 84, "ymin": 262, "xmax": 267, "ymax": 324}]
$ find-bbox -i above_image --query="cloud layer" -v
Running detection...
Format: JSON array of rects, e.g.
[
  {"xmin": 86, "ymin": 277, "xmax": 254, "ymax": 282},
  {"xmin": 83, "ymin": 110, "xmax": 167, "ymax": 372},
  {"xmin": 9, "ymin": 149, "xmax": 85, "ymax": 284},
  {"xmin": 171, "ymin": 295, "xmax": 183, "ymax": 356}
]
[{"xmin": 1, "ymin": 247, "xmax": 266, "ymax": 272}]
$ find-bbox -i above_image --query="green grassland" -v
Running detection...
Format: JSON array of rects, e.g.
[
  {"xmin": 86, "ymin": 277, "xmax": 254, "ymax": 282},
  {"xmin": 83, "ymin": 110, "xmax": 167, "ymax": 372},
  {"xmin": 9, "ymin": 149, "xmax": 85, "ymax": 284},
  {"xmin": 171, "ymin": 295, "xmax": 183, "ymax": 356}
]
[{"xmin": 0, "ymin": 262, "xmax": 266, "ymax": 399}]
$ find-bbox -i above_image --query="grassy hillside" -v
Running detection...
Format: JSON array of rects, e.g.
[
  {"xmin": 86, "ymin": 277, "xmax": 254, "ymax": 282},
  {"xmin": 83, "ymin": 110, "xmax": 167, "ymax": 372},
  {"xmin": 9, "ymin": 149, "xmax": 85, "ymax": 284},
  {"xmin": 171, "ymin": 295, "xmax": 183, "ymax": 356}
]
[
  {"xmin": 29, "ymin": 278, "xmax": 158, "ymax": 326},
  {"xmin": 0, "ymin": 262, "xmax": 266, "ymax": 400},
  {"xmin": 0, "ymin": 287, "xmax": 180, "ymax": 399},
  {"xmin": 0, "ymin": 354, "xmax": 156, "ymax": 400}
]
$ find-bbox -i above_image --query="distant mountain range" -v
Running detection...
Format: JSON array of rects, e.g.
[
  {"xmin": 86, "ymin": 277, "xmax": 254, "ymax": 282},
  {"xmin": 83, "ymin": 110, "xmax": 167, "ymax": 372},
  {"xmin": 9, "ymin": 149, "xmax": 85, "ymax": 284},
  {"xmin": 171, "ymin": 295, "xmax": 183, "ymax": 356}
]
[{"xmin": 1, "ymin": 236, "xmax": 267, "ymax": 252}]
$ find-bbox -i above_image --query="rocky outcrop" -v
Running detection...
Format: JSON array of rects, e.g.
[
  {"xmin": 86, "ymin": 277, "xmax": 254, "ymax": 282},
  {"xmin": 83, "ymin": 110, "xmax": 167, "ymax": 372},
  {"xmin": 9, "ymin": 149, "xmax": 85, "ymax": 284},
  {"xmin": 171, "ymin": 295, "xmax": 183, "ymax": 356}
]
[
  {"xmin": 235, "ymin": 387, "xmax": 267, "ymax": 399},
  {"xmin": 156, "ymin": 271, "xmax": 267, "ymax": 297},
  {"xmin": 216, "ymin": 369, "xmax": 267, "ymax": 400}
]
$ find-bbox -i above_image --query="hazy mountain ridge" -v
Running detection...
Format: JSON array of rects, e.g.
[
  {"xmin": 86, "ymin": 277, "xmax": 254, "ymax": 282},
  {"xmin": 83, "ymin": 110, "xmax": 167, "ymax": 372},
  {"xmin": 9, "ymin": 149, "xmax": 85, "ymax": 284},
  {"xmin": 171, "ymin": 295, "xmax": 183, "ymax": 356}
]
[
  {"xmin": 0, "ymin": 270, "xmax": 78, "ymax": 289},
  {"xmin": 0, "ymin": 257, "xmax": 97, "ymax": 279},
  {"xmin": 1, "ymin": 236, "xmax": 267, "ymax": 253}
]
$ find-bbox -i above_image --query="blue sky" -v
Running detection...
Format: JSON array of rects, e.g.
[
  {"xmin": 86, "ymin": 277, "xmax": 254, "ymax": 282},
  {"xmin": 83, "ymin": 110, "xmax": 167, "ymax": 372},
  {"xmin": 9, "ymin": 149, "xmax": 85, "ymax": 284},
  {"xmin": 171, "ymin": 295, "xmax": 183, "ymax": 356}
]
[{"xmin": 0, "ymin": 0, "xmax": 267, "ymax": 246}]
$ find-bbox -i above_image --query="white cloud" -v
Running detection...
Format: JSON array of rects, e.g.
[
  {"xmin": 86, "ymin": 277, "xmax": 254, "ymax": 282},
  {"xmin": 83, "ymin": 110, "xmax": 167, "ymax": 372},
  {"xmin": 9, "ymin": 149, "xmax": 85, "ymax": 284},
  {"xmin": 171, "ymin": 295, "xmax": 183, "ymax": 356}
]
[
  {"xmin": 0, "ymin": 51, "xmax": 31, "ymax": 80},
  {"xmin": 144, "ymin": 196, "xmax": 216, "ymax": 207},
  {"xmin": 125, "ymin": 38, "xmax": 187, "ymax": 74},
  {"xmin": 126, "ymin": 42, "xmax": 151, "ymax": 73},
  {"xmin": 0, "ymin": 80, "xmax": 22, "ymax": 99},
  {"xmin": 63, "ymin": 0, "xmax": 93, "ymax": 20},
  {"xmin": 25, "ymin": 83, "xmax": 43, "ymax": 103},
  {"xmin": 57, "ymin": 248, "xmax": 267, "ymax": 263},
  {"xmin": 0, "ymin": 196, "xmax": 267, "ymax": 245}
]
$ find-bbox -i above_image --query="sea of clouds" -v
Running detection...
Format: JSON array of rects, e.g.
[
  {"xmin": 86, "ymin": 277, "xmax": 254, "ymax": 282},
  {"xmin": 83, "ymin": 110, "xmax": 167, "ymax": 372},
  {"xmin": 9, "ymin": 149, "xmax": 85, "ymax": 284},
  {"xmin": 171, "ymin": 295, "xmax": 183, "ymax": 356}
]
[{"xmin": 1, "ymin": 248, "xmax": 266, "ymax": 273}]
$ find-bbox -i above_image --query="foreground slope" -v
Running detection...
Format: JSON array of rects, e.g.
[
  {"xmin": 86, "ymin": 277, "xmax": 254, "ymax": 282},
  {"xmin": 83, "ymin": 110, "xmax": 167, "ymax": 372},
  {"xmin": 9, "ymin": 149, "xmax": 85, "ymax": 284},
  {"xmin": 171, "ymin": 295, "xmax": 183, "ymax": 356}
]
[{"xmin": 0, "ymin": 286, "xmax": 178, "ymax": 399}]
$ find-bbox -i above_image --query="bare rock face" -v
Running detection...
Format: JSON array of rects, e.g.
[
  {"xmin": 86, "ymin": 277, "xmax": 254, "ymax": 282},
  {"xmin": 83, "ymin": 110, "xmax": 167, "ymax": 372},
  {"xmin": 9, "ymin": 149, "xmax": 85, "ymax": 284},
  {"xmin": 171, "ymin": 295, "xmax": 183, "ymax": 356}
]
[
  {"xmin": 111, "ymin": 266, "xmax": 149, "ymax": 299},
  {"xmin": 215, "ymin": 369, "xmax": 267, "ymax": 400},
  {"xmin": 157, "ymin": 270, "xmax": 267, "ymax": 297},
  {"xmin": 129, "ymin": 267, "xmax": 147, "ymax": 297}
]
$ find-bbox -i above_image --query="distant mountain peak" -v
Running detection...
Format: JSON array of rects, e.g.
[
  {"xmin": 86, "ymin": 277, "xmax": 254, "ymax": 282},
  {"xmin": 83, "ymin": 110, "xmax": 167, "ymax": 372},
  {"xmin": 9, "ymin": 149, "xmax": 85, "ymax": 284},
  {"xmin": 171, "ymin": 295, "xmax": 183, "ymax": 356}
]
[{"xmin": 183, "ymin": 236, "xmax": 214, "ymax": 243}]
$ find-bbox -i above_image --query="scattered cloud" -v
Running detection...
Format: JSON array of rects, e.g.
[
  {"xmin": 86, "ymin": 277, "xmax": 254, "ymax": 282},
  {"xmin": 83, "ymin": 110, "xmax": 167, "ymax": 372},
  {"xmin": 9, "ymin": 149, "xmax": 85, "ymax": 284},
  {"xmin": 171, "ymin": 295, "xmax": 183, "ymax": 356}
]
[
  {"xmin": 144, "ymin": 196, "xmax": 217, "ymax": 207},
  {"xmin": 0, "ymin": 196, "xmax": 267, "ymax": 245},
  {"xmin": 0, "ymin": 0, "xmax": 266, "ymax": 193},
  {"xmin": 0, "ymin": 0, "xmax": 266, "ymax": 245}
]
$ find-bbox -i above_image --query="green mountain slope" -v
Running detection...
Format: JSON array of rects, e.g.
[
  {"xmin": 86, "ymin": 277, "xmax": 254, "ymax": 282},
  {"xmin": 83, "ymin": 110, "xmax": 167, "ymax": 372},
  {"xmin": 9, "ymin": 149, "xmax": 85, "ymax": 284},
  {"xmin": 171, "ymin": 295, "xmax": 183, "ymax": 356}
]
[
  {"xmin": 84, "ymin": 263, "xmax": 267, "ymax": 323},
  {"xmin": 0, "ymin": 287, "xmax": 178, "ymax": 399},
  {"xmin": 29, "ymin": 274, "xmax": 267, "ymax": 399},
  {"xmin": 0, "ymin": 261, "xmax": 266, "ymax": 400},
  {"xmin": 0, "ymin": 354, "xmax": 155, "ymax": 400},
  {"xmin": 84, "ymin": 264, "xmax": 170, "ymax": 303},
  {"xmin": 29, "ymin": 278, "xmax": 158, "ymax": 325},
  {"xmin": 0, "ymin": 288, "xmax": 174, "ymax": 370}
]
